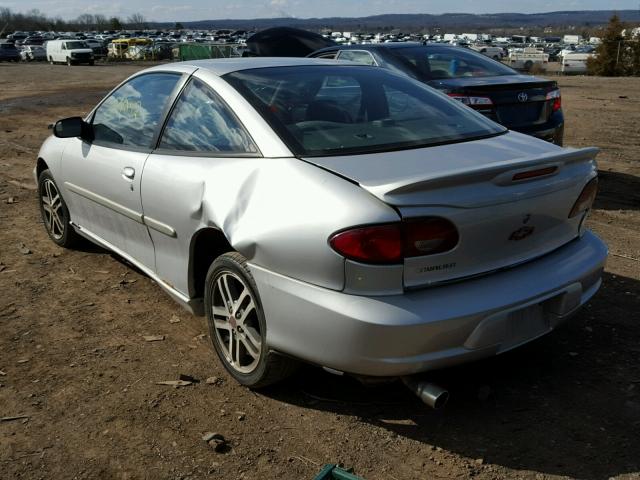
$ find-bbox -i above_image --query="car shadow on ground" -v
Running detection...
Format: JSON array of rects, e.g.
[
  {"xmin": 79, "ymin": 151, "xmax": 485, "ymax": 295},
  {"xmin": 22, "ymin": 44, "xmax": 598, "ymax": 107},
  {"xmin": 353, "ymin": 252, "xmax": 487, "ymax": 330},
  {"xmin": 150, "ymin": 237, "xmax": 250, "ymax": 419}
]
[
  {"xmin": 262, "ymin": 272, "xmax": 640, "ymax": 479},
  {"xmin": 595, "ymin": 170, "xmax": 640, "ymax": 211}
]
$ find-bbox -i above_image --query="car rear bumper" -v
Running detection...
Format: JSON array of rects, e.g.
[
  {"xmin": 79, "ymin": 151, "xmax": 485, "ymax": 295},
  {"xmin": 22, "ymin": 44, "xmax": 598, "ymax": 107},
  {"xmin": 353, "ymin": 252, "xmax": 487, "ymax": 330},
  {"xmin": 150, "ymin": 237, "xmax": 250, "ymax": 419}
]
[
  {"xmin": 510, "ymin": 111, "xmax": 564, "ymax": 145},
  {"xmin": 252, "ymin": 230, "xmax": 607, "ymax": 377}
]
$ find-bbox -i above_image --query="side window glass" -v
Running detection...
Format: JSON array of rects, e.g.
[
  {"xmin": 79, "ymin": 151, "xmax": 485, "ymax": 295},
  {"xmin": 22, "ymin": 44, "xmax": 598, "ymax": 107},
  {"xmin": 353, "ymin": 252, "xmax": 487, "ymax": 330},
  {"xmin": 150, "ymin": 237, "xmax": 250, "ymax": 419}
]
[
  {"xmin": 92, "ymin": 73, "xmax": 180, "ymax": 148},
  {"xmin": 159, "ymin": 78, "xmax": 258, "ymax": 154},
  {"xmin": 315, "ymin": 52, "xmax": 337, "ymax": 59},
  {"xmin": 337, "ymin": 50, "xmax": 376, "ymax": 66}
]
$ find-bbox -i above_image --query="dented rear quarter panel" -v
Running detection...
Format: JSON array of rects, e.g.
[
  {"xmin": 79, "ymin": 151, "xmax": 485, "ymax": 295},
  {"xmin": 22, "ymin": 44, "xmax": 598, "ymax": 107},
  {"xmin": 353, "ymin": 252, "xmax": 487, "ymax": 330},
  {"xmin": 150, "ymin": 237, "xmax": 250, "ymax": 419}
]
[{"xmin": 139, "ymin": 154, "xmax": 400, "ymax": 297}]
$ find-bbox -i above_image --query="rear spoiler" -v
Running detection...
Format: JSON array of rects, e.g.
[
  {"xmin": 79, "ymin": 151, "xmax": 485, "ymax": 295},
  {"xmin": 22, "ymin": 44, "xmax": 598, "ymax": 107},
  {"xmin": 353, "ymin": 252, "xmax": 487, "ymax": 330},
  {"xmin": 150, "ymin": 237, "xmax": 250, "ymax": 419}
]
[
  {"xmin": 376, "ymin": 147, "xmax": 599, "ymax": 208},
  {"xmin": 381, "ymin": 147, "xmax": 599, "ymax": 197}
]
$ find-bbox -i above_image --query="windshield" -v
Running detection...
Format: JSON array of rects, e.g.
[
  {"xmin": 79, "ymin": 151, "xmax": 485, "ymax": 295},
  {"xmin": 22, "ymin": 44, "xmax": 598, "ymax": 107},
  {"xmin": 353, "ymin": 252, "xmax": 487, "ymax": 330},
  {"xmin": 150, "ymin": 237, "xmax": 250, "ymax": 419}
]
[
  {"xmin": 390, "ymin": 46, "xmax": 517, "ymax": 81},
  {"xmin": 225, "ymin": 65, "xmax": 506, "ymax": 157},
  {"xmin": 65, "ymin": 41, "xmax": 88, "ymax": 49}
]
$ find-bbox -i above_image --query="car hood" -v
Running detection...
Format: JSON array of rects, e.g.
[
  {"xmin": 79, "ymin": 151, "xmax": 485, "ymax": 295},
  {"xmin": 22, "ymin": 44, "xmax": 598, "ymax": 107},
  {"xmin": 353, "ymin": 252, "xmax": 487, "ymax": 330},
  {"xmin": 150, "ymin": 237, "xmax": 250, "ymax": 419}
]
[
  {"xmin": 428, "ymin": 74, "xmax": 553, "ymax": 90},
  {"xmin": 246, "ymin": 27, "xmax": 336, "ymax": 57}
]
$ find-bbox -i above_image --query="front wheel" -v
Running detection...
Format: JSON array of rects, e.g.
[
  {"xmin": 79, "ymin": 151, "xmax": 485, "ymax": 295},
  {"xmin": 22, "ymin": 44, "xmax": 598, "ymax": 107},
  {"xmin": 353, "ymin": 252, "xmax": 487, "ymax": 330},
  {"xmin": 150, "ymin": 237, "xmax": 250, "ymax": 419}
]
[
  {"xmin": 204, "ymin": 252, "xmax": 298, "ymax": 388},
  {"xmin": 66, "ymin": 57, "xmax": 72, "ymax": 66},
  {"xmin": 38, "ymin": 169, "xmax": 81, "ymax": 248}
]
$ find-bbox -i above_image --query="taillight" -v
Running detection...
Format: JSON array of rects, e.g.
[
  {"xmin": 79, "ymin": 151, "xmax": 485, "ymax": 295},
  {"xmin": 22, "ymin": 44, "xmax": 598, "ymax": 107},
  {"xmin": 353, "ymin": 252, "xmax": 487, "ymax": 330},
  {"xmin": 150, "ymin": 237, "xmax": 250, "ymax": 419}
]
[
  {"xmin": 569, "ymin": 177, "xmax": 598, "ymax": 218},
  {"xmin": 546, "ymin": 89, "xmax": 562, "ymax": 112},
  {"xmin": 329, "ymin": 224, "xmax": 402, "ymax": 264},
  {"xmin": 329, "ymin": 218, "xmax": 459, "ymax": 264},
  {"xmin": 447, "ymin": 93, "xmax": 493, "ymax": 108},
  {"xmin": 403, "ymin": 218, "xmax": 459, "ymax": 257}
]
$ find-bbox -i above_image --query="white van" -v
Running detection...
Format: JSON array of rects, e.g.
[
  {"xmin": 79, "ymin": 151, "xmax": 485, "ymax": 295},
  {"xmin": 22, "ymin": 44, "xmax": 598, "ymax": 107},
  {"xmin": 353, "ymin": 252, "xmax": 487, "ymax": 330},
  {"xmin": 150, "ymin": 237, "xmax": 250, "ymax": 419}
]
[{"xmin": 46, "ymin": 39, "xmax": 94, "ymax": 65}]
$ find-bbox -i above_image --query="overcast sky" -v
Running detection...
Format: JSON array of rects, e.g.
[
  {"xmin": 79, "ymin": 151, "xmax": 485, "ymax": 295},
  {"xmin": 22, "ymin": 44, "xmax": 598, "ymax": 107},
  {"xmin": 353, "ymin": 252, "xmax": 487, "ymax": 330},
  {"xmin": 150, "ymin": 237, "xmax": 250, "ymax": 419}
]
[{"xmin": 1, "ymin": 0, "xmax": 638, "ymax": 22}]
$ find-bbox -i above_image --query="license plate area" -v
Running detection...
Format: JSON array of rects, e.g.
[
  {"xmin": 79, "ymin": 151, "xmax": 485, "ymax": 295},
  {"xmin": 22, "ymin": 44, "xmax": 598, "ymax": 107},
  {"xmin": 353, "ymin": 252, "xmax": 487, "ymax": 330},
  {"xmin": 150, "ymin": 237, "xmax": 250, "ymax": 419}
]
[{"xmin": 502, "ymin": 303, "xmax": 549, "ymax": 351}]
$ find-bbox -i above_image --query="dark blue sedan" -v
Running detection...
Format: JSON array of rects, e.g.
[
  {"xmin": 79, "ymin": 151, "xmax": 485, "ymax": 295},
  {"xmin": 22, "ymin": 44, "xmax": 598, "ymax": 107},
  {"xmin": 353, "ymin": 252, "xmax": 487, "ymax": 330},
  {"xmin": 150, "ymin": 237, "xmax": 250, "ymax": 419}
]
[
  {"xmin": 0, "ymin": 43, "xmax": 21, "ymax": 62},
  {"xmin": 309, "ymin": 43, "xmax": 564, "ymax": 145}
]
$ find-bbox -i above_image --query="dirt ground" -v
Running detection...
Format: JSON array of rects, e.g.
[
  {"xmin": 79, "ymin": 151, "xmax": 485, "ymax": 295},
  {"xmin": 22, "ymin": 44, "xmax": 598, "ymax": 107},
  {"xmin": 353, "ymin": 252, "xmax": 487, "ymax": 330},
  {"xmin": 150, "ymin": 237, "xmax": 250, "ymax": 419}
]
[{"xmin": 0, "ymin": 63, "xmax": 639, "ymax": 480}]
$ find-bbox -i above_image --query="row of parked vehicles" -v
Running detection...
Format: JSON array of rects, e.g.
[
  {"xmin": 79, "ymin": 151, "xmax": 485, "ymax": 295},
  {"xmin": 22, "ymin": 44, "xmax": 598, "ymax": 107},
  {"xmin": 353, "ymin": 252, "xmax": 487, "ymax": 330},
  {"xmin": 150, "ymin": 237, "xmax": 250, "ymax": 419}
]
[{"xmin": 0, "ymin": 38, "xmax": 106, "ymax": 63}]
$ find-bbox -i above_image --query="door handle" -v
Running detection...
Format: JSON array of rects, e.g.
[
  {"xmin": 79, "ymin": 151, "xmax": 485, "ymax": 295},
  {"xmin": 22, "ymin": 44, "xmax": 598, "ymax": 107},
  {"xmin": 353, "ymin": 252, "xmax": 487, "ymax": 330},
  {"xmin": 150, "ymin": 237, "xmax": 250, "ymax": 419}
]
[{"xmin": 122, "ymin": 167, "xmax": 135, "ymax": 181}]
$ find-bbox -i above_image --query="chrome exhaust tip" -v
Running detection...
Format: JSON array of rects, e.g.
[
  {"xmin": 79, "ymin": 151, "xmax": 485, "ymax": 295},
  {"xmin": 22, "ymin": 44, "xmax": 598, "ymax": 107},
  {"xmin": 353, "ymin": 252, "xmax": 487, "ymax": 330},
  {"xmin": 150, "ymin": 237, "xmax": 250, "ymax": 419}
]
[{"xmin": 402, "ymin": 377, "xmax": 449, "ymax": 409}]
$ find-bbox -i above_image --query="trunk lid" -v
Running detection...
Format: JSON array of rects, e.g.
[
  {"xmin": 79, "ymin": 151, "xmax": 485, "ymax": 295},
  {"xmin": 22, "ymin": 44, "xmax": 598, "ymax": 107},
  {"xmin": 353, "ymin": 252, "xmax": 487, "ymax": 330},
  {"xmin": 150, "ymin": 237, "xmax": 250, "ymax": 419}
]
[
  {"xmin": 303, "ymin": 132, "xmax": 598, "ymax": 288},
  {"xmin": 429, "ymin": 75, "xmax": 558, "ymax": 128}
]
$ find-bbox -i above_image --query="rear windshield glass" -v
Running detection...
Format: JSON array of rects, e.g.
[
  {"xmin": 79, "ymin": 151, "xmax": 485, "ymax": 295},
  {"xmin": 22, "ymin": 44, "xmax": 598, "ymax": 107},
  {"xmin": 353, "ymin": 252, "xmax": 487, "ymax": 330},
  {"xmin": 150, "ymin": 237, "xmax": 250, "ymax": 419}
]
[
  {"xmin": 391, "ymin": 46, "xmax": 516, "ymax": 81},
  {"xmin": 224, "ymin": 65, "xmax": 505, "ymax": 157}
]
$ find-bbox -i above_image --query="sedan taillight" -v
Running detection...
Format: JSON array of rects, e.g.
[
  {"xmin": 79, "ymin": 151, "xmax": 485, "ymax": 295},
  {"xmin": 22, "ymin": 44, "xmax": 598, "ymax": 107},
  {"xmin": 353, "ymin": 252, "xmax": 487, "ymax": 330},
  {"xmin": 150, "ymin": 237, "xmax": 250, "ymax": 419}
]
[
  {"xmin": 569, "ymin": 177, "xmax": 598, "ymax": 218},
  {"xmin": 546, "ymin": 89, "xmax": 562, "ymax": 112},
  {"xmin": 447, "ymin": 93, "xmax": 493, "ymax": 108},
  {"xmin": 329, "ymin": 218, "xmax": 459, "ymax": 265}
]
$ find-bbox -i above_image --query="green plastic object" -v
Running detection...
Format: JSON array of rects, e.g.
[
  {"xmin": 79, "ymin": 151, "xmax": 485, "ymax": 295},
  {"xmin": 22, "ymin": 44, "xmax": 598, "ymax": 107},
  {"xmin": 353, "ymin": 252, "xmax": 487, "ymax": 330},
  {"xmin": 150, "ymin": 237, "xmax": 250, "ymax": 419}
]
[{"xmin": 314, "ymin": 464, "xmax": 364, "ymax": 480}]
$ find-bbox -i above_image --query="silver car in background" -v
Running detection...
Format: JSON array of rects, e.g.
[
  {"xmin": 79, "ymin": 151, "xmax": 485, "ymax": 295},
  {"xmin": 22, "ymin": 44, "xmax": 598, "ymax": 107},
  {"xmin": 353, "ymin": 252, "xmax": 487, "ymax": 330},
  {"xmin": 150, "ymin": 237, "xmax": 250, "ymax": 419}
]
[{"xmin": 36, "ymin": 58, "xmax": 607, "ymax": 394}]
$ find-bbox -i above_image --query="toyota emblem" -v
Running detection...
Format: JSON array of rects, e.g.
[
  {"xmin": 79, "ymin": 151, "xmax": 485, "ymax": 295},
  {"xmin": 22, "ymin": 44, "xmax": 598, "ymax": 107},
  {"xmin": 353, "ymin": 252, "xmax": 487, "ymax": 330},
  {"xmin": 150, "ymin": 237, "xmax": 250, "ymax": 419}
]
[{"xmin": 517, "ymin": 92, "xmax": 528, "ymax": 102}]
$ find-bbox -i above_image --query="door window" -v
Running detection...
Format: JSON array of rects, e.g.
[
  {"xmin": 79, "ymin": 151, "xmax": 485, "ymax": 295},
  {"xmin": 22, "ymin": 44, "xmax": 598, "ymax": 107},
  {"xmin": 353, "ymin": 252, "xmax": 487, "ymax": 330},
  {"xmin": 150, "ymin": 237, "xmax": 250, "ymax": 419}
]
[
  {"xmin": 159, "ymin": 77, "xmax": 257, "ymax": 154},
  {"xmin": 92, "ymin": 73, "xmax": 181, "ymax": 148}
]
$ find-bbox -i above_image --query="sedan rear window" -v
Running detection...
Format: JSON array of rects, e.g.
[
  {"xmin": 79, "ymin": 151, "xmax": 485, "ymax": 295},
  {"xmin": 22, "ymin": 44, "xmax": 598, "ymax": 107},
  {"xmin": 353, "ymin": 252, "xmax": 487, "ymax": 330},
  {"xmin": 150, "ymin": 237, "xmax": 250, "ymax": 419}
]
[
  {"xmin": 224, "ymin": 65, "xmax": 505, "ymax": 157},
  {"xmin": 391, "ymin": 46, "xmax": 517, "ymax": 81}
]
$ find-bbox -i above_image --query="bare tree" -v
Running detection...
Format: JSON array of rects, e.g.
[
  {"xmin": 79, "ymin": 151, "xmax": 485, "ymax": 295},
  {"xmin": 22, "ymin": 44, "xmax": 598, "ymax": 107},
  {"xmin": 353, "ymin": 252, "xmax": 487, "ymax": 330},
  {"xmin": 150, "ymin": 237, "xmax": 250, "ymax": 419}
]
[{"xmin": 127, "ymin": 13, "xmax": 147, "ymax": 30}]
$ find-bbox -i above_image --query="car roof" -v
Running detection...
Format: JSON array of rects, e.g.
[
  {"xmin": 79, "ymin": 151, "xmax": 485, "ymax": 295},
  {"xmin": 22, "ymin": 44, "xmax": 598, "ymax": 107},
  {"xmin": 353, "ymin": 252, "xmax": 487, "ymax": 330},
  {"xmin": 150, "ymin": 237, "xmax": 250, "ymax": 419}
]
[
  {"xmin": 313, "ymin": 42, "xmax": 461, "ymax": 53},
  {"xmin": 146, "ymin": 57, "xmax": 354, "ymax": 77}
]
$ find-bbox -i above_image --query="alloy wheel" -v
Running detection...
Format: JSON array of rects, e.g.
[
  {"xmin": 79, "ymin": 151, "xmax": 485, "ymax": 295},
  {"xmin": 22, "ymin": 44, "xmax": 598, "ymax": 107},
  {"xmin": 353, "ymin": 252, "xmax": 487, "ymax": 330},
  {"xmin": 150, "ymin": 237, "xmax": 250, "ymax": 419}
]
[
  {"xmin": 211, "ymin": 271, "xmax": 262, "ymax": 374},
  {"xmin": 41, "ymin": 178, "xmax": 65, "ymax": 240}
]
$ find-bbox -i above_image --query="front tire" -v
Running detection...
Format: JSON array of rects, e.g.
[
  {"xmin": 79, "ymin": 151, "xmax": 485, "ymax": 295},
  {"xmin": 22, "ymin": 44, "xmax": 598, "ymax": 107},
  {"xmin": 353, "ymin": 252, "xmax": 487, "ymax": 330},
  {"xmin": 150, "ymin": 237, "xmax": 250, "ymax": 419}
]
[
  {"xmin": 38, "ymin": 169, "xmax": 81, "ymax": 248},
  {"xmin": 66, "ymin": 57, "xmax": 73, "ymax": 66},
  {"xmin": 204, "ymin": 252, "xmax": 298, "ymax": 388}
]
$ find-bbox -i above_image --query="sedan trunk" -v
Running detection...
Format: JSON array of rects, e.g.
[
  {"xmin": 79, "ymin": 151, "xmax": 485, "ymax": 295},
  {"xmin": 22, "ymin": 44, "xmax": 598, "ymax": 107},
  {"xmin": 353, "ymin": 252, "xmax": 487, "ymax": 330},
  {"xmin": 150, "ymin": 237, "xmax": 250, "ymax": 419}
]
[
  {"xmin": 303, "ymin": 133, "xmax": 598, "ymax": 288},
  {"xmin": 430, "ymin": 75, "xmax": 559, "ymax": 129}
]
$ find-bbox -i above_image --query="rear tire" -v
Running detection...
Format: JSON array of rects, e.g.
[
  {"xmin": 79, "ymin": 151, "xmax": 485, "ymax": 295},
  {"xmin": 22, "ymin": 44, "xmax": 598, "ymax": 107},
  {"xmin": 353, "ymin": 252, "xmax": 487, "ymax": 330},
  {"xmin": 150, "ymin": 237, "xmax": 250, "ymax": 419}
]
[
  {"xmin": 204, "ymin": 252, "xmax": 298, "ymax": 388},
  {"xmin": 524, "ymin": 60, "xmax": 533, "ymax": 71},
  {"xmin": 38, "ymin": 169, "xmax": 82, "ymax": 248}
]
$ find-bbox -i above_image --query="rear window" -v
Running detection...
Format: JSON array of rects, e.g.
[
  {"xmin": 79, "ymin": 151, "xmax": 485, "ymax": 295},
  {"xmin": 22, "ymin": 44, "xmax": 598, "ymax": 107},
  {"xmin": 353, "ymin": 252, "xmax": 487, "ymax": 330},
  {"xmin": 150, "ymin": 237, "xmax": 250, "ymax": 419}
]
[
  {"xmin": 391, "ymin": 46, "xmax": 516, "ymax": 81},
  {"xmin": 224, "ymin": 65, "xmax": 505, "ymax": 157}
]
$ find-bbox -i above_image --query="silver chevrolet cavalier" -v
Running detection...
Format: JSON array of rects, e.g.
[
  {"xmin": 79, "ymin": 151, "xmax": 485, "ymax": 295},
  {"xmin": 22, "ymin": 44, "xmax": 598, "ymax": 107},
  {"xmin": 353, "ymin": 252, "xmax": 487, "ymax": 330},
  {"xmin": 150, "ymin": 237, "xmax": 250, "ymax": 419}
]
[{"xmin": 36, "ymin": 58, "xmax": 607, "ymax": 394}]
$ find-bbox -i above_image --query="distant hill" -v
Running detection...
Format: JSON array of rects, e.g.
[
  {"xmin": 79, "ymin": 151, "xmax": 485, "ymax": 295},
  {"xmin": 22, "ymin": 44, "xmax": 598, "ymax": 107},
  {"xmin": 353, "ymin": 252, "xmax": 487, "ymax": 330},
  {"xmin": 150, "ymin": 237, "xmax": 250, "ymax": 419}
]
[{"xmin": 160, "ymin": 10, "xmax": 640, "ymax": 32}]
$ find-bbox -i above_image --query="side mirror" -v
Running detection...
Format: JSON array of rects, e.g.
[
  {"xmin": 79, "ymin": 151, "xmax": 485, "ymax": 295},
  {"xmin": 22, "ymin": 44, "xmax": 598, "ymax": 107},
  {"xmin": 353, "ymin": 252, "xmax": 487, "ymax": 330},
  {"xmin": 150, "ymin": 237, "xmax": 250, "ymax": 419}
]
[{"xmin": 53, "ymin": 117, "xmax": 91, "ymax": 139}]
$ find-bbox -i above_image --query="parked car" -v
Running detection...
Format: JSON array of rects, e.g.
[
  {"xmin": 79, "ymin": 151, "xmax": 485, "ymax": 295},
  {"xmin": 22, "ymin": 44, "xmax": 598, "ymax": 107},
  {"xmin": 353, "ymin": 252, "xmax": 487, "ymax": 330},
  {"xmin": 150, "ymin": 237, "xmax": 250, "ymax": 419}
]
[
  {"xmin": 20, "ymin": 45, "xmax": 47, "ymax": 61},
  {"xmin": 308, "ymin": 43, "xmax": 564, "ymax": 145},
  {"xmin": 84, "ymin": 39, "xmax": 108, "ymax": 57},
  {"xmin": 23, "ymin": 35, "xmax": 45, "ymax": 46},
  {"xmin": 0, "ymin": 42, "xmax": 21, "ymax": 62},
  {"xmin": 36, "ymin": 59, "xmax": 606, "ymax": 398},
  {"xmin": 471, "ymin": 45, "xmax": 504, "ymax": 60},
  {"xmin": 46, "ymin": 39, "xmax": 94, "ymax": 65}
]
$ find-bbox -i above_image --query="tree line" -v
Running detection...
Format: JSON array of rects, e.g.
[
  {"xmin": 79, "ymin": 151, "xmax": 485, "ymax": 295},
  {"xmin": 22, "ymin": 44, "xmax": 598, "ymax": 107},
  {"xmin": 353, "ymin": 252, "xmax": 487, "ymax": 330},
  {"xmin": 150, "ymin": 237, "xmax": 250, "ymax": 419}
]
[
  {"xmin": 587, "ymin": 15, "xmax": 640, "ymax": 76},
  {"xmin": 0, "ymin": 8, "xmax": 149, "ymax": 35}
]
